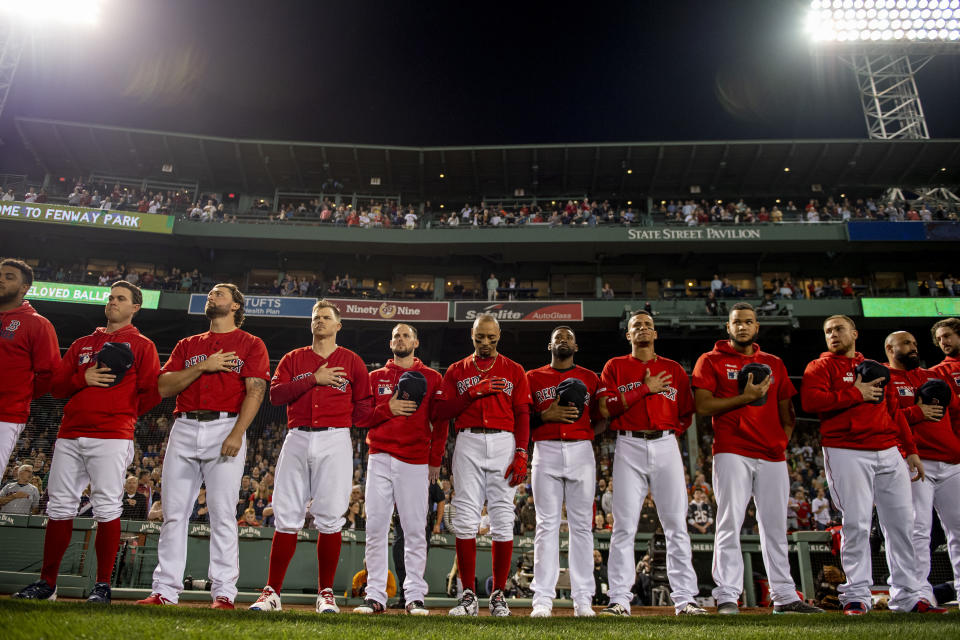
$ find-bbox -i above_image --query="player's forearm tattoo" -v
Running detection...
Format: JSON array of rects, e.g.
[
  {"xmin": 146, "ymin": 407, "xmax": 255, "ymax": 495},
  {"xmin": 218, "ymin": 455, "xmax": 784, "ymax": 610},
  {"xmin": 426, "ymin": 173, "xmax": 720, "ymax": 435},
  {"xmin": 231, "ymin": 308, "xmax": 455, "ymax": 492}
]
[{"xmin": 247, "ymin": 377, "xmax": 267, "ymax": 401}]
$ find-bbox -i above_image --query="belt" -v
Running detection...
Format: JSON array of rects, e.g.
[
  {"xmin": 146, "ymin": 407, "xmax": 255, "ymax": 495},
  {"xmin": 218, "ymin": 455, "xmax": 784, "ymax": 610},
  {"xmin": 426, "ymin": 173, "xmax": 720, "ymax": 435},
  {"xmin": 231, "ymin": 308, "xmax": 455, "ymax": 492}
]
[
  {"xmin": 617, "ymin": 429, "xmax": 669, "ymax": 440},
  {"xmin": 180, "ymin": 411, "xmax": 237, "ymax": 422},
  {"xmin": 296, "ymin": 426, "xmax": 336, "ymax": 432},
  {"xmin": 462, "ymin": 427, "xmax": 502, "ymax": 435}
]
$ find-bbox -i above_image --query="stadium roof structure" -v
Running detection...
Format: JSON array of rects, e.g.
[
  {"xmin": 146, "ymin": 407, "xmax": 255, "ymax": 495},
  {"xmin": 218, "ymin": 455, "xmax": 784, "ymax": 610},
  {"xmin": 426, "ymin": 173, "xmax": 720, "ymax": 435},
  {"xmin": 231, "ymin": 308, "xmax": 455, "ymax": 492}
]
[{"xmin": 14, "ymin": 116, "xmax": 960, "ymax": 202}]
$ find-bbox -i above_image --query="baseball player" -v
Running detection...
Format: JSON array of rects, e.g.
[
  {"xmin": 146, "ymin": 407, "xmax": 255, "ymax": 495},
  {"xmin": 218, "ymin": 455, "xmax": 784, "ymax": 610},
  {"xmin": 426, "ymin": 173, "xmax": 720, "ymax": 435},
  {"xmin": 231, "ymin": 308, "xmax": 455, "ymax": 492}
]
[
  {"xmin": 12, "ymin": 281, "xmax": 160, "ymax": 603},
  {"xmin": 694, "ymin": 302, "xmax": 822, "ymax": 614},
  {"xmin": 0, "ymin": 258, "xmax": 60, "ymax": 478},
  {"xmin": 930, "ymin": 318, "xmax": 960, "ymax": 396},
  {"xmin": 248, "ymin": 299, "xmax": 373, "ymax": 614},
  {"xmin": 138, "ymin": 284, "xmax": 269, "ymax": 609},
  {"xmin": 801, "ymin": 314, "xmax": 940, "ymax": 614},
  {"xmin": 433, "ymin": 313, "xmax": 531, "ymax": 617},
  {"xmin": 883, "ymin": 330, "xmax": 960, "ymax": 607},
  {"xmin": 596, "ymin": 311, "xmax": 707, "ymax": 617},
  {"xmin": 526, "ymin": 326, "xmax": 601, "ymax": 618},
  {"xmin": 351, "ymin": 322, "xmax": 444, "ymax": 615}
]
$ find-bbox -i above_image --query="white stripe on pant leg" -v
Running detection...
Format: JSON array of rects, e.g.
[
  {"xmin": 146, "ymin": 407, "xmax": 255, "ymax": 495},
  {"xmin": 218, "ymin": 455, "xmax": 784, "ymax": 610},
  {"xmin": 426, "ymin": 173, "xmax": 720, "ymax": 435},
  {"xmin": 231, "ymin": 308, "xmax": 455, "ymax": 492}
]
[
  {"xmin": 874, "ymin": 447, "xmax": 924, "ymax": 612},
  {"xmin": 607, "ymin": 437, "xmax": 649, "ymax": 612},
  {"xmin": 648, "ymin": 435, "xmax": 698, "ymax": 610},
  {"xmin": 451, "ymin": 432, "xmax": 485, "ymax": 538},
  {"xmin": 823, "ymin": 446, "xmax": 877, "ymax": 609},
  {"xmin": 82, "ymin": 438, "xmax": 134, "ymax": 522},
  {"xmin": 563, "ymin": 441, "xmax": 597, "ymax": 607},
  {"xmin": 45, "ymin": 438, "xmax": 91, "ymax": 520},
  {"xmin": 394, "ymin": 458, "xmax": 429, "ymax": 603},
  {"xmin": 363, "ymin": 454, "xmax": 395, "ymax": 605},
  {"xmin": 711, "ymin": 453, "xmax": 754, "ymax": 605},
  {"xmin": 929, "ymin": 461, "xmax": 960, "ymax": 600},
  {"xmin": 198, "ymin": 417, "xmax": 246, "ymax": 603},
  {"xmin": 0, "ymin": 422, "xmax": 25, "ymax": 476},
  {"xmin": 308, "ymin": 429, "xmax": 352, "ymax": 533},
  {"xmin": 752, "ymin": 458, "xmax": 799, "ymax": 605},
  {"xmin": 272, "ymin": 430, "xmax": 313, "ymax": 533},
  {"xmin": 152, "ymin": 418, "xmax": 204, "ymax": 602},
  {"xmin": 911, "ymin": 462, "xmax": 937, "ymax": 604},
  {"xmin": 484, "ymin": 432, "xmax": 518, "ymax": 541},
  {"xmin": 530, "ymin": 441, "xmax": 564, "ymax": 609}
]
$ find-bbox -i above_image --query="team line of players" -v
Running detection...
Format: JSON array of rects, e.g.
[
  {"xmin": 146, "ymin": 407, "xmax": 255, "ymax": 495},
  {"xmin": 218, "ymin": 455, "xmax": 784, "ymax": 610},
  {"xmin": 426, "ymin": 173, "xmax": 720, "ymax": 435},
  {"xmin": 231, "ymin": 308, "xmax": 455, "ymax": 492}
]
[{"xmin": 1, "ymin": 257, "xmax": 958, "ymax": 616}]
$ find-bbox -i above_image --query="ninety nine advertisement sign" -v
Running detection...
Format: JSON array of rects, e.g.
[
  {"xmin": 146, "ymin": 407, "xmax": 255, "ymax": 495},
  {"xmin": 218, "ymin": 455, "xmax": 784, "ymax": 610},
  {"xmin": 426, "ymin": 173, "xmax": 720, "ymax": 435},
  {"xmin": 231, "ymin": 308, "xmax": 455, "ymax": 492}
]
[
  {"xmin": 0, "ymin": 200, "xmax": 174, "ymax": 234},
  {"xmin": 188, "ymin": 294, "xmax": 449, "ymax": 322},
  {"xmin": 453, "ymin": 301, "xmax": 583, "ymax": 322},
  {"xmin": 861, "ymin": 297, "xmax": 960, "ymax": 318},
  {"xmin": 27, "ymin": 281, "xmax": 161, "ymax": 309}
]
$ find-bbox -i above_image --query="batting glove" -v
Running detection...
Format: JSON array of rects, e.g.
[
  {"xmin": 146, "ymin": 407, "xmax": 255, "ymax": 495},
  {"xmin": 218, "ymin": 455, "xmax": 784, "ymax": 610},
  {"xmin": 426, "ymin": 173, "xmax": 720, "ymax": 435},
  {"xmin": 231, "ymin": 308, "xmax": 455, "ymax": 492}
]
[
  {"xmin": 468, "ymin": 377, "xmax": 508, "ymax": 399},
  {"xmin": 504, "ymin": 448, "xmax": 528, "ymax": 487}
]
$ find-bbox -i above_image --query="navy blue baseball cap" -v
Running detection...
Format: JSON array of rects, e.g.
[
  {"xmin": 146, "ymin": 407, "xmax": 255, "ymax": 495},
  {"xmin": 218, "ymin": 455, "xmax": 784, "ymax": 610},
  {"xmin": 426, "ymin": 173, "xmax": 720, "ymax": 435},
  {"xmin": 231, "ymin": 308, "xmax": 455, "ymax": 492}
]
[
  {"xmin": 397, "ymin": 370, "xmax": 428, "ymax": 408},
  {"xmin": 737, "ymin": 362, "xmax": 772, "ymax": 407}
]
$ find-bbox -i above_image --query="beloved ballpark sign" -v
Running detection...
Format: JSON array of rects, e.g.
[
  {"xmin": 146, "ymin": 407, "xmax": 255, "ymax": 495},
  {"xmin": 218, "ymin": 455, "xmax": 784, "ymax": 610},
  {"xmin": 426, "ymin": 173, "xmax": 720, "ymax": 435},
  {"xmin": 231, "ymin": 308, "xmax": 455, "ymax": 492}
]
[
  {"xmin": 0, "ymin": 201, "xmax": 174, "ymax": 234},
  {"xmin": 189, "ymin": 294, "xmax": 449, "ymax": 322},
  {"xmin": 454, "ymin": 301, "xmax": 583, "ymax": 322},
  {"xmin": 27, "ymin": 281, "xmax": 161, "ymax": 309}
]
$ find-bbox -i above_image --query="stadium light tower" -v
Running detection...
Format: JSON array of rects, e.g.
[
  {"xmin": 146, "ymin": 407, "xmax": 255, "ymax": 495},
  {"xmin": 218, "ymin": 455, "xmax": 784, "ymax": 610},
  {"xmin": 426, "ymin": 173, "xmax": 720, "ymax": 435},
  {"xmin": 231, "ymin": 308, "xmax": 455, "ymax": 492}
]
[
  {"xmin": 805, "ymin": 0, "xmax": 960, "ymax": 139},
  {"xmin": 0, "ymin": 0, "xmax": 101, "ymax": 129}
]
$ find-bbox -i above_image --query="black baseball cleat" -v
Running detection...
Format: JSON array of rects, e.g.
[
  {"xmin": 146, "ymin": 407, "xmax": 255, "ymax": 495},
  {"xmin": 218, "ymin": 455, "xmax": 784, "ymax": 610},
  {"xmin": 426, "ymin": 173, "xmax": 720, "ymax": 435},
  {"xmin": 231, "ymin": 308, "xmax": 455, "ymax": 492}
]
[
  {"xmin": 12, "ymin": 579, "xmax": 57, "ymax": 601},
  {"xmin": 773, "ymin": 600, "xmax": 824, "ymax": 614},
  {"xmin": 86, "ymin": 582, "xmax": 112, "ymax": 604}
]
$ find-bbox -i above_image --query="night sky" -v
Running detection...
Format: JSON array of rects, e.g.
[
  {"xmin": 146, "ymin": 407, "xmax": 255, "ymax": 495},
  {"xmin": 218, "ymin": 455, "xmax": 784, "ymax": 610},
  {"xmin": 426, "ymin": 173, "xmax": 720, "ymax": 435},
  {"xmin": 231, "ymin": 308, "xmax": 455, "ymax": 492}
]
[{"xmin": 2, "ymin": 0, "xmax": 960, "ymax": 153}]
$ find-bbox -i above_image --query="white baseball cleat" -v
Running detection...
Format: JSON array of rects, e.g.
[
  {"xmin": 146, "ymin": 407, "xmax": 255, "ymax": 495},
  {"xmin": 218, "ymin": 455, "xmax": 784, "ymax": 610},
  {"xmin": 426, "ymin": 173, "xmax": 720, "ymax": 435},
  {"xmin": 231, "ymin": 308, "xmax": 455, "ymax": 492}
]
[
  {"xmin": 676, "ymin": 602, "xmax": 708, "ymax": 615},
  {"xmin": 405, "ymin": 600, "xmax": 430, "ymax": 615},
  {"xmin": 488, "ymin": 589, "xmax": 511, "ymax": 617},
  {"xmin": 249, "ymin": 586, "xmax": 282, "ymax": 612},
  {"xmin": 574, "ymin": 601, "xmax": 596, "ymax": 617},
  {"xmin": 599, "ymin": 602, "xmax": 630, "ymax": 616},
  {"xmin": 448, "ymin": 589, "xmax": 479, "ymax": 616},
  {"xmin": 530, "ymin": 604, "xmax": 552, "ymax": 618},
  {"xmin": 315, "ymin": 588, "xmax": 340, "ymax": 614}
]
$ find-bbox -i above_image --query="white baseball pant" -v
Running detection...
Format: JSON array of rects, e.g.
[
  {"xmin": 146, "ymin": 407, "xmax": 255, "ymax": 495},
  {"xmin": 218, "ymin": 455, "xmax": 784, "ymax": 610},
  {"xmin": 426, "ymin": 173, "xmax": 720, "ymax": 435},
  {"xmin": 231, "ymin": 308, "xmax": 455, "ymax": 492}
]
[
  {"xmin": 530, "ymin": 439, "xmax": 596, "ymax": 610},
  {"xmin": 364, "ymin": 452, "xmax": 429, "ymax": 605},
  {"xmin": 0, "ymin": 421, "xmax": 25, "ymax": 480},
  {"xmin": 823, "ymin": 445, "xmax": 925, "ymax": 611},
  {"xmin": 451, "ymin": 430, "xmax": 516, "ymax": 540},
  {"xmin": 271, "ymin": 427, "xmax": 352, "ymax": 534},
  {"xmin": 151, "ymin": 414, "xmax": 246, "ymax": 603},
  {"xmin": 712, "ymin": 452, "xmax": 800, "ymax": 606},
  {"xmin": 911, "ymin": 459, "xmax": 960, "ymax": 603},
  {"xmin": 607, "ymin": 433, "xmax": 699, "ymax": 613},
  {"xmin": 46, "ymin": 437, "xmax": 134, "ymax": 521}
]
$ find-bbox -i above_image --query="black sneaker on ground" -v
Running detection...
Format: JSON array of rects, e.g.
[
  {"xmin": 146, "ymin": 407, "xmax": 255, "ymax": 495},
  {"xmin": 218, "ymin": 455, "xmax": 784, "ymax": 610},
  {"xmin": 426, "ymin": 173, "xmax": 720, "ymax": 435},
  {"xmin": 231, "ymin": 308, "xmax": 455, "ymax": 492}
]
[
  {"xmin": 12, "ymin": 579, "xmax": 57, "ymax": 601},
  {"xmin": 773, "ymin": 600, "xmax": 824, "ymax": 614},
  {"xmin": 86, "ymin": 582, "xmax": 112, "ymax": 604},
  {"xmin": 598, "ymin": 602, "xmax": 629, "ymax": 617},
  {"xmin": 717, "ymin": 601, "xmax": 739, "ymax": 615}
]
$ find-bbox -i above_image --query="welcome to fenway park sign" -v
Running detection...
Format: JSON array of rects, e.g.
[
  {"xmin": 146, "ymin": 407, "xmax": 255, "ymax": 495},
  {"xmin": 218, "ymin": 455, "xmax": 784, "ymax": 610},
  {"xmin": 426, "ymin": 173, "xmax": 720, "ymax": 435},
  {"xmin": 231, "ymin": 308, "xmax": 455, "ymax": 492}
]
[{"xmin": 453, "ymin": 301, "xmax": 583, "ymax": 322}]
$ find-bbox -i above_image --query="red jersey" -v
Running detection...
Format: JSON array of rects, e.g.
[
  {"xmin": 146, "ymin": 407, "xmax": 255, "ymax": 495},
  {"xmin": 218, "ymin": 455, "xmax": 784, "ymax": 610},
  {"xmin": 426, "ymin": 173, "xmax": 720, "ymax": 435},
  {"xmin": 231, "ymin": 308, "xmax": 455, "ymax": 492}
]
[
  {"xmin": 600, "ymin": 354, "xmax": 694, "ymax": 434},
  {"xmin": 801, "ymin": 351, "xmax": 917, "ymax": 456},
  {"xmin": 692, "ymin": 341, "xmax": 795, "ymax": 462},
  {"xmin": 0, "ymin": 301, "xmax": 60, "ymax": 423},
  {"xmin": 51, "ymin": 325, "xmax": 161, "ymax": 439},
  {"xmin": 436, "ymin": 354, "xmax": 532, "ymax": 432},
  {"xmin": 886, "ymin": 366, "xmax": 960, "ymax": 464},
  {"xmin": 270, "ymin": 345, "xmax": 373, "ymax": 428},
  {"xmin": 527, "ymin": 364, "xmax": 600, "ymax": 442},
  {"xmin": 366, "ymin": 358, "xmax": 446, "ymax": 465},
  {"xmin": 930, "ymin": 355, "xmax": 960, "ymax": 397},
  {"xmin": 161, "ymin": 329, "xmax": 270, "ymax": 414}
]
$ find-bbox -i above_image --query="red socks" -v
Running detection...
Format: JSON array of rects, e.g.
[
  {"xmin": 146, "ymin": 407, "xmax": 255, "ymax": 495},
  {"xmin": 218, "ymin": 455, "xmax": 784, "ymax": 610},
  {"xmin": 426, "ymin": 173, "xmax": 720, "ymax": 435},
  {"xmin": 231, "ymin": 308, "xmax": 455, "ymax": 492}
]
[
  {"xmin": 316, "ymin": 531, "xmax": 342, "ymax": 591},
  {"xmin": 94, "ymin": 518, "xmax": 122, "ymax": 583},
  {"xmin": 455, "ymin": 537, "xmax": 477, "ymax": 592},
  {"xmin": 267, "ymin": 531, "xmax": 298, "ymax": 592},
  {"xmin": 40, "ymin": 519, "xmax": 74, "ymax": 586},
  {"xmin": 491, "ymin": 539, "xmax": 513, "ymax": 591}
]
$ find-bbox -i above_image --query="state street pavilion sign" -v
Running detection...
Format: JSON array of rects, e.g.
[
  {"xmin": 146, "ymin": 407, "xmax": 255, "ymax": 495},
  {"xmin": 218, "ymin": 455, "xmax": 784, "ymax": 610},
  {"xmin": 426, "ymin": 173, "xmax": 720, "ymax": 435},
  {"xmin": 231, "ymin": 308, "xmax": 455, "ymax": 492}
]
[{"xmin": 188, "ymin": 294, "xmax": 449, "ymax": 322}]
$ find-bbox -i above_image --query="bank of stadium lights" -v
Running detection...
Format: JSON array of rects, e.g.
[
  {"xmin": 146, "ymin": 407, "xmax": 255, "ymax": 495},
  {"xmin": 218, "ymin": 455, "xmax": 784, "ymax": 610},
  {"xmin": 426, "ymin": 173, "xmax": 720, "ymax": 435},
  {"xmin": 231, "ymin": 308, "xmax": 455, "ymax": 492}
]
[
  {"xmin": 805, "ymin": 0, "xmax": 960, "ymax": 42},
  {"xmin": 0, "ymin": 0, "xmax": 102, "ymax": 26}
]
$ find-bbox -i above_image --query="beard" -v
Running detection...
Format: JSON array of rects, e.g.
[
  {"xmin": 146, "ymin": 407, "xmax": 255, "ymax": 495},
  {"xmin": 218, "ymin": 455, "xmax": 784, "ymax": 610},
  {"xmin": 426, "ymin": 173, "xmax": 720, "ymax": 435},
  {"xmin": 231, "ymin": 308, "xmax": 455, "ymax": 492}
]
[
  {"xmin": 895, "ymin": 352, "xmax": 921, "ymax": 370},
  {"xmin": 945, "ymin": 344, "xmax": 960, "ymax": 357},
  {"xmin": 0, "ymin": 289, "xmax": 20, "ymax": 306},
  {"xmin": 551, "ymin": 345, "xmax": 574, "ymax": 359},
  {"xmin": 392, "ymin": 348, "xmax": 413, "ymax": 359},
  {"xmin": 729, "ymin": 333, "xmax": 756, "ymax": 349},
  {"xmin": 205, "ymin": 303, "xmax": 230, "ymax": 320}
]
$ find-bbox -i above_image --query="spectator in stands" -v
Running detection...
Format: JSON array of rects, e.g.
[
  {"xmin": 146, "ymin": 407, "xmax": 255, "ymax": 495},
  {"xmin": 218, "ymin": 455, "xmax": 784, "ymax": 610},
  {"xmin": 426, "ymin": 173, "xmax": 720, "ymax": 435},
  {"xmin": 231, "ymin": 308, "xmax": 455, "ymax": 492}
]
[
  {"xmin": 2, "ymin": 188, "xmax": 16, "ymax": 201},
  {"xmin": 519, "ymin": 495, "xmax": 536, "ymax": 535},
  {"xmin": 179, "ymin": 272, "xmax": 193, "ymax": 292},
  {"xmin": 705, "ymin": 291, "xmax": 719, "ymax": 316},
  {"xmin": 787, "ymin": 490, "xmax": 811, "ymax": 531},
  {"xmin": 0, "ymin": 465, "xmax": 41, "ymax": 514},
  {"xmin": 600, "ymin": 479, "xmax": 613, "ymax": 517},
  {"xmin": 344, "ymin": 500, "xmax": 364, "ymax": 531},
  {"xmin": 593, "ymin": 550, "xmax": 609, "ymax": 606},
  {"xmin": 710, "ymin": 274, "xmax": 723, "ymax": 296},
  {"xmin": 602, "ymin": 282, "xmax": 615, "ymax": 299},
  {"xmin": 637, "ymin": 496, "xmax": 660, "ymax": 533},
  {"xmin": 811, "ymin": 488, "xmax": 831, "ymax": 531},
  {"xmin": 148, "ymin": 499, "xmax": 163, "ymax": 522},
  {"xmin": 121, "ymin": 475, "xmax": 148, "ymax": 520},
  {"xmin": 190, "ymin": 487, "xmax": 210, "ymax": 523},
  {"xmin": 238, "ymin": 507, "xmax": 261, "ymax": 527},
  {"xmin": 686, "ymin": 488, "xmax": 714, "ymax": 534},
  {"xmin": 23, "ymin": 188, "xmax": 38, "ymax": 203},
  {"xmin": 720, "ymin": 278, "xmax": 738, "ymax": 298},
  {"xmin": 486, "ymin": 273, "xmax": 499, "ymax": 301}
]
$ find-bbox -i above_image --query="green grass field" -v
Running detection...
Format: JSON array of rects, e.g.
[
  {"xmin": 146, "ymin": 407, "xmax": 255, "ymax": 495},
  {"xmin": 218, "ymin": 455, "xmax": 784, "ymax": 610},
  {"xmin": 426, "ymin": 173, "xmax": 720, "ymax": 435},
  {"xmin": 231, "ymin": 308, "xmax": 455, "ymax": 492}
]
[{"xmin": 1, "ymin": 601, "xmax": 958, "ymax": 640}]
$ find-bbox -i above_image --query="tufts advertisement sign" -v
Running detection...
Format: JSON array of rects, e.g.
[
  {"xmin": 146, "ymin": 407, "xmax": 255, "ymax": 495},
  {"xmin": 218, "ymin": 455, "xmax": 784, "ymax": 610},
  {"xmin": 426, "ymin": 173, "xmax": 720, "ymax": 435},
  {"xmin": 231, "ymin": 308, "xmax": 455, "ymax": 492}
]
[
  {"xmin": 189, "ymin": 294, "xmax": 448, "ymax": 322},
  {"xmin": 453, "ymin": 301, "xmax": 583, "ymax": 322}
]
